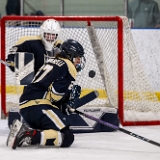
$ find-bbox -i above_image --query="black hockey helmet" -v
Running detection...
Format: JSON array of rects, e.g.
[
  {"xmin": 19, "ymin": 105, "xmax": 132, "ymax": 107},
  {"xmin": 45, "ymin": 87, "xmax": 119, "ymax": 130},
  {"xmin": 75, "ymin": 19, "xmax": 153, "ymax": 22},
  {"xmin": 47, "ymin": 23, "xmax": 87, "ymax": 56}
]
[
  {"xmin": 60, "ymin": 39, "xmax": 85, "ymax": 59},
  {"xmin": 60, "ymin": 39, "xmax": 86, "ymax": 71}
]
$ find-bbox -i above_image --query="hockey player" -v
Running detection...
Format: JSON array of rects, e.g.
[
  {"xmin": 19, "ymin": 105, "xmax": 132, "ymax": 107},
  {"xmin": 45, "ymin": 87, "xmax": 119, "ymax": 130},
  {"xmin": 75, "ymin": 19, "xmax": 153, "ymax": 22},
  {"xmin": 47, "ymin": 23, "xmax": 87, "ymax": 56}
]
[
  {"xmin": 6, "ymin": 18, "xmax": 62, "ymax": 74},
  {"xmin": 6, "ymin": 39, "xmax": 86, "ymax": 149}
]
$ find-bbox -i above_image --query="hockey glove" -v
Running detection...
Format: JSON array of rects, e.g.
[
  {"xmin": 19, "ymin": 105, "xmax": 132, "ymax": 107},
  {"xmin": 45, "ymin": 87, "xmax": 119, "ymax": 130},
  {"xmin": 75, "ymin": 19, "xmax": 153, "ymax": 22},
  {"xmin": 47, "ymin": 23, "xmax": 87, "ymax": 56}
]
[
  {"xmin": 60, "ymin": 85, "xmax": 81, "ymax": 115},
  {"xmin": 60, "ymin": 100, "xmax": 75, "ymax": 116},
  {"xmin": 70, "ymin": 85, "xmax": 81, "ymax": 100}
]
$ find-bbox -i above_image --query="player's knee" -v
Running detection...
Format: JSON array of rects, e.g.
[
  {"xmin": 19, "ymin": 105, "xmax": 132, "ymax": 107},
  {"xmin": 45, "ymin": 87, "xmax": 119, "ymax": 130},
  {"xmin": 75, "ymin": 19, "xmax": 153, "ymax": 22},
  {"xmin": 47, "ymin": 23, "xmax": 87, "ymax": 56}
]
[{"xmin": 60, "ymin": 127, "xmax": 74, "ymax": 147}]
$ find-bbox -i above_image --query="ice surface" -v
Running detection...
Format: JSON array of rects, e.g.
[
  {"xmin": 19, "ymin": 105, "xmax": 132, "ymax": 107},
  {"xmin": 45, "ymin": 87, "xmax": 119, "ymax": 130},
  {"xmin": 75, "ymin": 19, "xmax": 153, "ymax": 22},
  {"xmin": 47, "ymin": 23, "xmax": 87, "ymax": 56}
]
[{"xmin": 0, "ymin": 119, "xmax": 160, "ymax": 160}]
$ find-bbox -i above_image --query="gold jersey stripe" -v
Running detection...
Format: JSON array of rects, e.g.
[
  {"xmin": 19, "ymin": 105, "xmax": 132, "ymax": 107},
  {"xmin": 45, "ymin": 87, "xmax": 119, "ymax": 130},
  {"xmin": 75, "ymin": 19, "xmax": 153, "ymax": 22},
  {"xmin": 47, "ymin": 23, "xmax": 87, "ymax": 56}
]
[
  {"xmin": 20, "ymin": 99, "xmax": 58, "ymax": 109},
  {"xmin": 15, "ymin": 36, "xmax": 42, "ymax": 45},
  {"xmin": 45, "ymin": 84, "xmax": 63, "ymax": 101},
  {"xmin": 42, "ymin": 110, "xmax": 65, "ymax": 130},
  {"xmin": 59, "ymin": 58, "xmax": 77, "ymax": 79}
]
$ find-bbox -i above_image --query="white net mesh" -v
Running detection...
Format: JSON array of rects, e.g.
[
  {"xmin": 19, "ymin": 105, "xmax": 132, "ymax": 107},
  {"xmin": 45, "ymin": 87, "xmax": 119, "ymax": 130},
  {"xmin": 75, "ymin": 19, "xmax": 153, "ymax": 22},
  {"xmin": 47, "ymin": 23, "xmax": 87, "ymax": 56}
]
[{"xmin": 1, "ymin": 16, "xmax": 160, "ymax": 124}]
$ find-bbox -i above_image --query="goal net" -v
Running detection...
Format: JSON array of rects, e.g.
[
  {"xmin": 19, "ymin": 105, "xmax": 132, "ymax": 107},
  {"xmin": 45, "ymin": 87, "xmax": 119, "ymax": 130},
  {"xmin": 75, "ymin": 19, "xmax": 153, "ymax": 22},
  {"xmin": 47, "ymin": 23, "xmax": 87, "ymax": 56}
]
[{"xmin": 1, "ymin": 16, "xmax": 160, "ymax": 125}]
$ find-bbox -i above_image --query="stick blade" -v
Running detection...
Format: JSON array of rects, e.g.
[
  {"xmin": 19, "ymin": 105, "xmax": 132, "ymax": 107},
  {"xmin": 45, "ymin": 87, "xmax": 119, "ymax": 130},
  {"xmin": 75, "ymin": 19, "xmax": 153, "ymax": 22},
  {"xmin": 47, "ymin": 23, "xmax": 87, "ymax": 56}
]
[{"xmin": 74, "ymin": 90, "xmax": 99, "ymax": 108}]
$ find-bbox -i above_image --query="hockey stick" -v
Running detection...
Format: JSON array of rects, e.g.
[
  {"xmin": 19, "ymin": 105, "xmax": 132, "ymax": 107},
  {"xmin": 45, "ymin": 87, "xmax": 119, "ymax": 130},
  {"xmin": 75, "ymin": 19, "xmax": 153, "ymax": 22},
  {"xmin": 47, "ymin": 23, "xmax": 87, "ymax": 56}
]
[
  {"xmin": 68, "ymin": 106, "xmax": 160, "ymax": 147},
  {"xmin": 0, "ymin": 59, "xmax": 10, "ymax": 67},
  {"xmin": 74, "ymin": 90, "xmax": 99, "ymax": 108}
]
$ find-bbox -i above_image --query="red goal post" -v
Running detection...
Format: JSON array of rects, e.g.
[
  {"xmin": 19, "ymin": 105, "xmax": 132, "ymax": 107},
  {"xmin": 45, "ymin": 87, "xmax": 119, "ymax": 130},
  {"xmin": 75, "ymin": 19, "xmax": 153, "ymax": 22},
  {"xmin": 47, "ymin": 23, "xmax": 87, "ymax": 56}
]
[{"xmin": 1, "ymin": 16, "xmax": 160, "ymax": 126}]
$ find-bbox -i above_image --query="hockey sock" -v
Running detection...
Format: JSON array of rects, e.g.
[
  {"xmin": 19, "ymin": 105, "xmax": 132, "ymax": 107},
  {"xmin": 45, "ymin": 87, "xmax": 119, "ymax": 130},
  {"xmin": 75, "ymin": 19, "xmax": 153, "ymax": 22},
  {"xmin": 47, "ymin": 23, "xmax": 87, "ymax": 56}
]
[{"xmin": 31, "ymin": 130, "xmax": 41, "ymax": 145}]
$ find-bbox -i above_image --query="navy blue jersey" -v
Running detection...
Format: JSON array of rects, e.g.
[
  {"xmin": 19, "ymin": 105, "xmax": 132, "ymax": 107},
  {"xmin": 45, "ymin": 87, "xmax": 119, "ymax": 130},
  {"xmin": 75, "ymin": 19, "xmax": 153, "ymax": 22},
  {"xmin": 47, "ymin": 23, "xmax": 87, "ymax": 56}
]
[
  {"xmin": 6, "ymin": 36, "xmax": 62, "ymax": 74},
  {"xmin": 15, "ymin": 39, "xmax": 45, "ymax": 74},
  {"xmin": 19, "ymin": 57, "xmax": 77, "ymax": 111}
]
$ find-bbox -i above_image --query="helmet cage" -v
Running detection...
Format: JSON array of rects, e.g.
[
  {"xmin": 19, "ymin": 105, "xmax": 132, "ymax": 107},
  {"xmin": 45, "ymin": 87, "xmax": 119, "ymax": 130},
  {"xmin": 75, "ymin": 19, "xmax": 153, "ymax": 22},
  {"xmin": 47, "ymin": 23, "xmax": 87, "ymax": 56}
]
[
  {"xmin": 74, "ymin": 56, "xmax": 86, "ymax": 72},
  {"xmin": 40, "ymin": 19, "xmax": 61, "ymax": 51}
]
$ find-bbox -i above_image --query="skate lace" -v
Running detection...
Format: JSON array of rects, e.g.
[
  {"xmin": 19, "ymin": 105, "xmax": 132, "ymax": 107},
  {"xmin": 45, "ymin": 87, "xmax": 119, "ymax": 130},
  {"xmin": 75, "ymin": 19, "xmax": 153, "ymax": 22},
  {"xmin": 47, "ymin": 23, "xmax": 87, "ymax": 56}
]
[
  {"xmin": 25, "ymin": 137, "xmax": 31, "ymax": 144},
  {"xmin": 19, "ymin": 137, "xmax": 31, "ymax": 146}
]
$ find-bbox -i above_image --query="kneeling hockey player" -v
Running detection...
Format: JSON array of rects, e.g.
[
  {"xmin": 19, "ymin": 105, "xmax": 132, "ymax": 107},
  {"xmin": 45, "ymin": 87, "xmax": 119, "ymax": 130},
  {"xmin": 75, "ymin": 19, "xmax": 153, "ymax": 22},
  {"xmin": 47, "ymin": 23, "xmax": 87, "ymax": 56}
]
[{"xmin": 6, "ymin": 39, "xmax": 86, "ymax": 149}]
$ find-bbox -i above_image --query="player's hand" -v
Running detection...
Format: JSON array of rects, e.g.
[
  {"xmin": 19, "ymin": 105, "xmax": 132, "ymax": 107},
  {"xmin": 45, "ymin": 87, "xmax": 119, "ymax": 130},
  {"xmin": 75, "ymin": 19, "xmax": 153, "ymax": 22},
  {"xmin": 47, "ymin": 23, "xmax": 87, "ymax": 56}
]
[{"xmin": 61, "ymin": 100, "xmax": 75, "ymax": 115}]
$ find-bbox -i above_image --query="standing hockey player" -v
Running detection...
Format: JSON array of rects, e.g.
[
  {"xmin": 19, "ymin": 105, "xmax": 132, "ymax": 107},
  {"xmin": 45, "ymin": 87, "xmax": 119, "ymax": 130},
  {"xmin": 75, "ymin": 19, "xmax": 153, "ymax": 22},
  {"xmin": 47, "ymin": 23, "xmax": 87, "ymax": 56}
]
[
  {"xmin": 6, "ymin": 18, "xmax": 62, "ymax": 74},
  {"xmin": 6, "ymin": 39, "xmax": 86, "ymax": 149}
]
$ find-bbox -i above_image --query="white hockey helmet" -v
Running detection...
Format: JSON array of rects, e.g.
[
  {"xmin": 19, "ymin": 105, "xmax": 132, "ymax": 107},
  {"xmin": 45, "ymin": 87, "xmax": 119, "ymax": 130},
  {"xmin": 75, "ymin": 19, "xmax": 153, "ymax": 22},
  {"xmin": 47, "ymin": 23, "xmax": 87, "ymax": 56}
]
[{"xmin": 40, "ymin": 19, "xmax": 61, "ymax": 51}]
